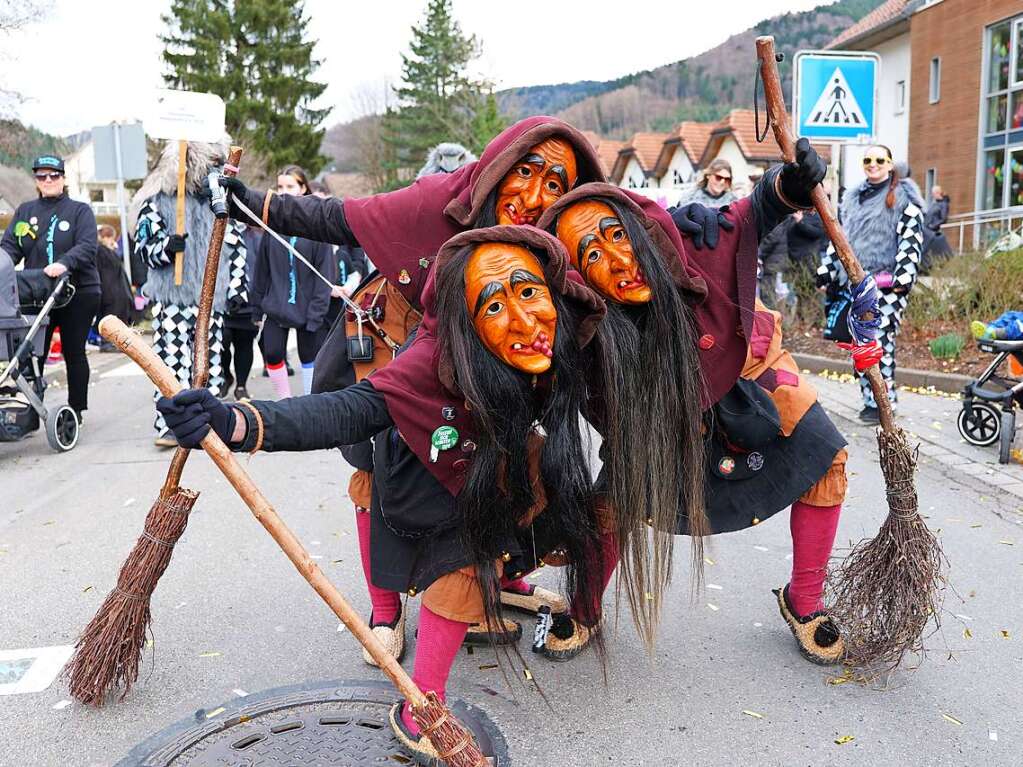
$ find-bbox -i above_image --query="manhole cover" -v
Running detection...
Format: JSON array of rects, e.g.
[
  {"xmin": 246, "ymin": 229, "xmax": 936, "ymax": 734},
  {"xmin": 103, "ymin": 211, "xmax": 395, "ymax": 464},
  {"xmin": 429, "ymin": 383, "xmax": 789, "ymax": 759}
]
[{"xmin": 118, "ymin": 679, "xmax": 509, "ymax": 766}]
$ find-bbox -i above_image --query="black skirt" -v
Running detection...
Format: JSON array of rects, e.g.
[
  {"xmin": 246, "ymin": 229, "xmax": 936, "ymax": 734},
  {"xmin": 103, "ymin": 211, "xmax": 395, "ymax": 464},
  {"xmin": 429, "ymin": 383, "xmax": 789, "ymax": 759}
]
[{"xmin": 677, "ymin": 401, "xmax": 847, "ymax": 535}]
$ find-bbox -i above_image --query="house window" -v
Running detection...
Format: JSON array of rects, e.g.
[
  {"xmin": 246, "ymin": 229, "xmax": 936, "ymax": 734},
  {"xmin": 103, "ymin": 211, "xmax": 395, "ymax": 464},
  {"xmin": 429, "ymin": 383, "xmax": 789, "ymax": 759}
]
[
  {"xmin": 672, "ymin": 169, "xmax": 686, "ymax": 186},
  {"xmin": 895, "ymin": 80, "xmax": 906, "ymax": 114},
  {"xmin": 925, "ymin": 168, "xmax": 937, "ymax": 199},
  {"xmin": 929, "ymin": 57, "xmax": 941, "ymax": 103},
  {"xmin": 979, "ymin": 16, "xmax": 1023, "ymax": 209},
  {"xmin": 89, "ymin": 189, "xmax": 103, "ymax": 203}
]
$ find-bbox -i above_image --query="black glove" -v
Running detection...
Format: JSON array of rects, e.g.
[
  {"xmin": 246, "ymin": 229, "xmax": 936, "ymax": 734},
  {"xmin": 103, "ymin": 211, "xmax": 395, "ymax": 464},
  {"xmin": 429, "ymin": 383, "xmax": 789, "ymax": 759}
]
[
  {"xmin": 779, "ymin": 138, "xmax": 827, "ymax": 209},
  {"xmin": 217, "ymin": 175, "xmax": 259, "ymax": 219},
  {"xmin": 671, "ymin": 202, "xmax": 735, "ymax": 250},
  {"xmin": 163, "ymin": 233, "xmax": 188, "ymax": 257},
  {"xmin": 156, "ymin": 388, "xmax": 237, "ymax": 449}
]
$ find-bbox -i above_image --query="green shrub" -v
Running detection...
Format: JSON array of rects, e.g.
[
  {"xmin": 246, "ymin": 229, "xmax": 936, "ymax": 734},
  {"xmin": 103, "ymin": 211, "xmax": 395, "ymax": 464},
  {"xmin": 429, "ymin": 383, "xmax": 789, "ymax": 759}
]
[{"xmin": 928, "ymin": 333, "xmax": 965, "ymax": 359}]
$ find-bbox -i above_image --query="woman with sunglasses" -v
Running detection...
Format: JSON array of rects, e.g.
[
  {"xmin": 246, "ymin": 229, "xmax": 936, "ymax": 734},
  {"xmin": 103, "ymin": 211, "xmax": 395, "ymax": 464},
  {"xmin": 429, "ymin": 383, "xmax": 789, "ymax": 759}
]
[
  {"xmin": 678, "ymin": 158, "xmax": 737, "ymax": 208},
  {"xmin": 817, "ymin": 145, "xmax": 924, "ymax": 423},
  {"xmin": 1, "ymin": 155, "xmax": 99, "ymax": 426}
]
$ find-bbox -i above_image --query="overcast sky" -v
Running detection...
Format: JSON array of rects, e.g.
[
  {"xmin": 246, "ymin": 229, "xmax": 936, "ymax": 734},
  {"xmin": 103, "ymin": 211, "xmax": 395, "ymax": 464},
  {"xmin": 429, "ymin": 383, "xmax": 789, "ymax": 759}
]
[{"xmin": 3, "ymin": 0, "xmax": 831, "ymax": 137}]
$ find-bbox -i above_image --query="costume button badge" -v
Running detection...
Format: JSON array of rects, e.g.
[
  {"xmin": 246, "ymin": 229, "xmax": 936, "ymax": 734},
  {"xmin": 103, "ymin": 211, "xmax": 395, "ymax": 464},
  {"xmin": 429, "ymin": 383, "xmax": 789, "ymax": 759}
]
[
  {"xmin": 441, "ymin": 406, "xmax": 456, "ymax": 421},
  {"xmin": 698, "ymin": 334, "xmax": 715, "ymax": 350},
  {"xmin": 747, "ymin": 452, "xmax": 764, "ymax": 471},
  {"xmin": 461, "ymin": 440, "xmax": 477, "ymax": 452},
  {"xmin": 419, "ymin": 258, "xmax": 430, "ymax": 269},
  {"xmin": 429, "ymin": 425, "xmax": 459, "ymax": 462},
  {"xmin": 398, "ymin": 269, "xmax": 411, "ymax": 285}
]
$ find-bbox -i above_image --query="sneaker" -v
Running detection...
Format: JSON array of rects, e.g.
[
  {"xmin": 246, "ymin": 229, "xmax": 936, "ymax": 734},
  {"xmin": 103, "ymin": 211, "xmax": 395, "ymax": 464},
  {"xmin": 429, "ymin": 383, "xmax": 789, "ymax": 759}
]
[
  {"xmin": 500, "ymin": 584, "xmax": 568, "ymax": 614},
  {"xmin": 463, "ymin": 617, "xmax": 522, "ymax": 646},
  {"xmin": 154, "ymin": 430, "xmax": 178, "ymax": 448},
  {"xmin": 234, "ymin": 386, "xmax": 250, "ymax": 401},
  {"xmin": 773, "ymin": 584, "xmax": 845, "ymax": 665},
  {"xmin": 858, "ymin": 406, "xmax": 880, "ymax": 424},
  {"xmin": 73, "ymin": 409, "xmax": 84, "ymax": 427},
  {"xmin": 362, "ymin": 607, "xmax": 406, "ymax": 667},
  {"xmin": 223, "ymin": 371, "xmax": 235, "ymax": 394},
  {"xmin": 389, "ymin": 701, "xmax": 440, "ymax": 766},
  {"xmin": 535, "ymin": 612, "xmax": 600, "ymax": 662}
]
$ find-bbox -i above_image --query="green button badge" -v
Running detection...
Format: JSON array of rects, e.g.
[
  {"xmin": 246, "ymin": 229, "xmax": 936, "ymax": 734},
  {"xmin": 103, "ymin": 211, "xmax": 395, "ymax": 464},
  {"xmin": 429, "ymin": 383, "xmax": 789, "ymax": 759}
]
[{"xmin": 429, "ymin": 425, "xmax": 459, "ymax": 462}]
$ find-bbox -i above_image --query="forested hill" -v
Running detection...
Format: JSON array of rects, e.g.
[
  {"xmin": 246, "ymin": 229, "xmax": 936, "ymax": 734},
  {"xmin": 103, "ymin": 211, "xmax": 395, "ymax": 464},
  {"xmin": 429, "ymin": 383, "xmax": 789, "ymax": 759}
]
[{"xmin": 496, "ymin": 0, "xmax": 884, "ymax": 138}]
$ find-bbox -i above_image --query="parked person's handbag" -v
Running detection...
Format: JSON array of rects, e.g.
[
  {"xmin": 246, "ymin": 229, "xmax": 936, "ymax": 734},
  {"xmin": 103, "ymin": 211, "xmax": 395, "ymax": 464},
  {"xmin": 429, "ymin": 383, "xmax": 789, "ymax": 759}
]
[{"xmin": 822, "ymin": 284, "xmax": 852, "ymax": 343}]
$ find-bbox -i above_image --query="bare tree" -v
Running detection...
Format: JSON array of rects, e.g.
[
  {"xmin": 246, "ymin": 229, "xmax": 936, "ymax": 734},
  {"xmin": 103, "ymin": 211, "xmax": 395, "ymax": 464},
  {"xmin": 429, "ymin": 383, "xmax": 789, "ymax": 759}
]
[{"xmin": 0, "ymin": 0, "xmax": 53, "ymax": 116}]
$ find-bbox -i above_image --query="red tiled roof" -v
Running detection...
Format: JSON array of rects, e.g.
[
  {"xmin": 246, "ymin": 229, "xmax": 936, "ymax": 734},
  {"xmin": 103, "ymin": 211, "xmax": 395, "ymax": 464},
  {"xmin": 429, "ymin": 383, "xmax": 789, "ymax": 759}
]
[
  {"xmin": 595, "ymin": 139, "xmax": 625, "ymax": 177},
  {"xmin": 610, "ymin": 132, "xmax": 671, "ymax": 182},
  {"xmin": 699, "ymin": 109, "xmax": 832, "ymax": 167},
  {"xmin": 678, "ymin": 121, "xmax": 715, "ymax": 165},
  {"xmin": 827, "ymin": 0, "xmax": 908, "ymax": 49}
]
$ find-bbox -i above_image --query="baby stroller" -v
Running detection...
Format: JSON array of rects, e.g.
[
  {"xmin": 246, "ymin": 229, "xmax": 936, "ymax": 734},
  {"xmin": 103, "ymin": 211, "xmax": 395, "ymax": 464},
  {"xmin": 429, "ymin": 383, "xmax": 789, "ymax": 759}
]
[
  {"xmin": 956, "ymin": 336, "xmax": 1023, "ymax": 464},
  {"xmin": 0, "ymin": 252, "xmax": 81, "ymax": 452}
]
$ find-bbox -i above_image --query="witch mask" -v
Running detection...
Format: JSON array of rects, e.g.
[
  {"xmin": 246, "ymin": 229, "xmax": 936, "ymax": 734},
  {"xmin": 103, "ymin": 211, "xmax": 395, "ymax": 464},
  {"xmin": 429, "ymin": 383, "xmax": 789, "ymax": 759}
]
[
  {"xmin": 495, "ymin": 138, "xmax": 578, "ymax": 227},
  {"xmin": 464, "ymin": 242, "xmax": 557, "ymax": 374},
  {"xmin": 555, "ymin": 199, "xmax": 652, "ymax": 305}
]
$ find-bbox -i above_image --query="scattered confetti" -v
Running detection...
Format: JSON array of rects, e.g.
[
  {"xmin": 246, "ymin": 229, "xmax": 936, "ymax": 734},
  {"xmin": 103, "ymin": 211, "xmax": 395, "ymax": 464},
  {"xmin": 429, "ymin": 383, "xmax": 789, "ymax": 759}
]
[
  {"xmin": 707, "ymin": 603, "xmax": 719, "ymax": 611},
  {"xmin": 742, "ymin": 710, "xmax": 763, "ymax": 719},
  {"xmin": 704, "ymin": 557, "xmax": 715, "ymax": 566},
  {"xmin": 990, "ymin": 730, "xmax": 999, "ymax": 742},
  {"xmin": 205, "ymin": 707, "xmax": 225, "ymax": 719},
  {"xmin": 175, "ymin": 601, "xmax": 187, "ymax": 609},
  {"xmin": 753, "ymin": 545, "xmax": 768, "ymax": 552},
  {"xmin": 707, "ymin": 583, "xmax": 723, "ymax": 590},
  {"xmin": 970, "ymin": 524, "xmax": 983, "ymax": 529},
  {"xmin": 123, "ymin": 498, "xmax": 135, "ymax": 507},
  {"xmin": 752, "ymin": 622, "xmax": 763, "ymax": 627},
  {"xmin": 337, "ymin": 623, "xmax": 347, "ymax": 633},
  {"xmin": 331, "ymin": 559, "xmax": 344, "ymax": 564},
  {"xmin": 998, "ymin": 540, "xmax": 1014, "ymax": 546},
  {"xmin": 478, "ymin": 664, "xmax": 498, "ymax": 671},
  {"xmin": 963, "ymin": 628, "xmax": 972, "ymax": 639},
  {"xmin": 955, "ymin": 614, "xmax": 973, "ymax": 621},
  {"xmin": 523, "ymin": 669, "xmax": 533, "ymax": 681},
  {"xmin": 233, "ymin": 689, "xmax": 248, "ymax": 697},
  {"xmin": 834, "ymin": 736, "xmax": 855, "ymax": 745},
  {"xmin": 644, "ymin": 592, "xmax": 654, "ymax": 601},
  {"xmin": 311, "ymin": 540, "xmax": 321, "ymax": 546},
  {"xmin": 82, "ymin": 585, "xmax": 93, "ymax": 593},
  {"xmin": 198, "ymin": 651, "xmax": 222, "ymax": 658},
  {"xmin": 52, "ymin": 700, "xmax": 72, "ymax": 710},
  {"xmin": 310, "ymin": 554, "xmax": 323, "ymax": 560},
  {"xmin": 942, "ymin": 714, "xmax": 963, "ymax": 726},
  {"xmin": 1000, "ymin": 630, "xmax": 1010, "ymax": 639},
  {"xmin": 42, "ymin": 520, "xmax": 55, "ymax": 526}
]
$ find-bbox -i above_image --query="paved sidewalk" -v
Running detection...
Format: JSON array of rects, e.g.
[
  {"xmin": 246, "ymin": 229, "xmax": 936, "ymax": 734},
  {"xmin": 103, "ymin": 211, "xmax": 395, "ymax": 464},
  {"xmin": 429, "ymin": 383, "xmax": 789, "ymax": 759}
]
[{"xmin": 810, "ymin": 368, "xmax": 1023, "ymax": 511}]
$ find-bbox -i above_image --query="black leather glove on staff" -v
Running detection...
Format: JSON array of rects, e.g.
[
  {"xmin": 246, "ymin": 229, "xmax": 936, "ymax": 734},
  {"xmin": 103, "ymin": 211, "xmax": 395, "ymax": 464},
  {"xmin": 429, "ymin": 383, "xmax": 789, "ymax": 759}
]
[
  {"xmin": 778, "ymin": 137, "xmax": 827, "ymax": 208},
  {"xmin": 671, "ymin": 202, "xmax": 735, "ymax": 250},
  {"xmin": 156, "ymin": 389, "xmax": 237, "ymax": 449},
  {"xmin": 163, "ymin": 233, "xmax": 188, "ymax": 257}
]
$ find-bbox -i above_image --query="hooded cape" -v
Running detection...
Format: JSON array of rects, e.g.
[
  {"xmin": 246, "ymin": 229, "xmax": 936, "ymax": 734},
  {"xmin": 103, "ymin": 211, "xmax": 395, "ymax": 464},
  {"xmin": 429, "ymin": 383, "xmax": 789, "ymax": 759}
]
[
  {"xmin": 342, "ymin": 116, "xmax": 605, "ymax": 305},
  {"xmin": 368, "ymin": 225, "xmax": 605, "ymax": 495},
  {"xmin": 536, "ymin": 183, "xmax": 758, "ymax": 407}
]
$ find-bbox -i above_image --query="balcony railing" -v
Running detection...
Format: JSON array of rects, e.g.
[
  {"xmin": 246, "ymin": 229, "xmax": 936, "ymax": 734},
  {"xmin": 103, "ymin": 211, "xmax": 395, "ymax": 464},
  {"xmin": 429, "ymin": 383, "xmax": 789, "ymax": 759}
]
[{"xmin": 941, "ymin": 205, "xmax": 1023, "ymax": 254}]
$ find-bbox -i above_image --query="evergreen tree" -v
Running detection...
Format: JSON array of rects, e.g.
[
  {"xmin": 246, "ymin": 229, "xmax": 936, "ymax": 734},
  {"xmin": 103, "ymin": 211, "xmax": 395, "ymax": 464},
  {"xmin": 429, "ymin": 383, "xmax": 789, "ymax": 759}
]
[
  {"xmin": 381, "ymin": 0, "xmax": 492, "ymax": 184},
  {"xmin": 470, "ymin": 91, "xmax": 506, "ymax": 155},
  {"xmin": 160, "ymin": 0, "xmax": 330, "ymax": 174}
]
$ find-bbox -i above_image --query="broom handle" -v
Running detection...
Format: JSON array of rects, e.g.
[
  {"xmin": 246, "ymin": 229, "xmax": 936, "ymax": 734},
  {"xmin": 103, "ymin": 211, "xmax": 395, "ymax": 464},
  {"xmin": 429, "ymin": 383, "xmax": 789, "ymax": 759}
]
[
  {"xmin": 100, "ymin": 315, "xmax": 427, "ymax": 708},
  {"xmin": 755, "ymin": 36, "xmax": 896, "ymax": 434},
  {"xmin": 163, "ymin": 147, "xmax": 245, "ymax": 498}
]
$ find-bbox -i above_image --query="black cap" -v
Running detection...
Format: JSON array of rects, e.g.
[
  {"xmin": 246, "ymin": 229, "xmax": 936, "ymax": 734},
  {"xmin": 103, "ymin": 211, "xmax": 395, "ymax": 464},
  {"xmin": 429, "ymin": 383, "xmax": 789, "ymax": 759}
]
[{"xmin": 32, "ymin": 155, "xmax": 65, "ymax": 174}]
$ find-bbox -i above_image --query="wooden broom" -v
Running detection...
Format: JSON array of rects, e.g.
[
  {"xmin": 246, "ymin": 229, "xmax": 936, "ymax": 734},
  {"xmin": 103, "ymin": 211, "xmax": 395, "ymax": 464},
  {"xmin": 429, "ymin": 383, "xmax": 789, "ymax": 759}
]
[
  {"xmin": 756, "ymin": 37, "xmax": 945, "ymax": 674},
  {"xmin": 98, "ymin": 316, "xmax": 488, "ymax": 766},
  {"xmin": 67, "ymin": 147, "xmax": 244, "ymax": 705}
]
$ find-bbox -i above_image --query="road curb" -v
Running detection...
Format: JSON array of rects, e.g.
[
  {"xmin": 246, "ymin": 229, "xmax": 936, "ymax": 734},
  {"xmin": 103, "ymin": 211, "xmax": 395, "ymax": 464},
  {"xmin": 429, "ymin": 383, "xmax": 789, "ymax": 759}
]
[{"xmin": 792, "ymin": 352, "xmax": 972, "ymax": 395}]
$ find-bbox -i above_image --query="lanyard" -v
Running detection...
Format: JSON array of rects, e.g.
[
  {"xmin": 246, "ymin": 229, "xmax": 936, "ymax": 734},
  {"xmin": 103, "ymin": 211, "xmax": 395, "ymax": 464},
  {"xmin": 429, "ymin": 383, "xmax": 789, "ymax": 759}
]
[{"xmin": 287, "ymin": 236, "xmax": 298, "ymax": 304}]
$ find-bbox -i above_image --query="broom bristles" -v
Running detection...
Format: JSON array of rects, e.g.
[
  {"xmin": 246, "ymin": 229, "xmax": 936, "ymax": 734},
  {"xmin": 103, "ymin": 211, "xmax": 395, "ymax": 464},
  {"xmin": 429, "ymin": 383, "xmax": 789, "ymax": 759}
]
[
  {"xmin": 412, "ymin": 691, "xmax": 489, "ymax": 767},
  {"xmin": 67, "ymin": 489, "xmax": 198, "ymax": 705},
  {"xmin": 826, "ymin": 427, "xmax": 946, "ymax": 676}
]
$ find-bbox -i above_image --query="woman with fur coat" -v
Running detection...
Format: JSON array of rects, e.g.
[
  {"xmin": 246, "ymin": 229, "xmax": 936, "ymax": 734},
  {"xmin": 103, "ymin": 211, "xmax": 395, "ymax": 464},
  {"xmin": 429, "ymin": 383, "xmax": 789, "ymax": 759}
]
[
  {"xmin": 817, "ymin": 144, "xmax": 924, "ymax": 424},
  {"xmin": 131, "ymin": 140, "xmax": 248, "ymax": 446}
]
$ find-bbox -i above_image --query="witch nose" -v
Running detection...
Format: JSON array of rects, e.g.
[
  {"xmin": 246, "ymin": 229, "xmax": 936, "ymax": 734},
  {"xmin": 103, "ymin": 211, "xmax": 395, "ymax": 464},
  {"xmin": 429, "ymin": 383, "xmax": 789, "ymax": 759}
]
[
  {"xmin": 522, "ymin": 179, "xmax": 543, "ymax": 210},
  {"xmin": 610, "ymin": 247, "xmax": 632, "ymax": 269},
  {"xmin": 507, "ymin": 298, "xmax": 534, "ymax": 330}
]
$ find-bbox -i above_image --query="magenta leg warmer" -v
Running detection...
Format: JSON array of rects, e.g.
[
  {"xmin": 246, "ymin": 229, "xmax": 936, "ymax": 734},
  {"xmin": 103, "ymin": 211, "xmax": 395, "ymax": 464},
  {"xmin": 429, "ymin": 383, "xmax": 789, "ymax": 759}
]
[{"xmin": 788, "ymin": 500, "xmax": 842, "ymax": 617}]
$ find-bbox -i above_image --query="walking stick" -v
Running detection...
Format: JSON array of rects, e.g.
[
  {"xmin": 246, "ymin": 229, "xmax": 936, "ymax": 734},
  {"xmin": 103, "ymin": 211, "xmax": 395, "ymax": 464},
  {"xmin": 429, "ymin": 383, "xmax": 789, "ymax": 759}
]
[
  {"xmin": 96, "ymin": 316, "xmax": 488, "ymax": 767},
  {"xmin": 68, "ymin": 148, "xmax": 245, "ymax": 705},
  {"xmin": 756, "ymin": 37, "xmax": 945, "ymax": 674}
]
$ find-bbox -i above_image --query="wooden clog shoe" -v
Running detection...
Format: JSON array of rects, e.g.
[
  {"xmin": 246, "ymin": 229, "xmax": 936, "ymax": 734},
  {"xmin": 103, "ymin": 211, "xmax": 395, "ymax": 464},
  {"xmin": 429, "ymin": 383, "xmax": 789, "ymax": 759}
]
[
  {"xmin": 536, "ymin": 612, "xmax": 599, "ymax": 662},
  {"xmin": 500, "ymin": 584, "xmax": 568, "ymax": 614},
  {"xmin": 463, "ymin": 617, "xmax": 522, "ymax": 646},
  {"xmin": 773, "ymin": 584, "xmax": 845, "ymax": 666}
]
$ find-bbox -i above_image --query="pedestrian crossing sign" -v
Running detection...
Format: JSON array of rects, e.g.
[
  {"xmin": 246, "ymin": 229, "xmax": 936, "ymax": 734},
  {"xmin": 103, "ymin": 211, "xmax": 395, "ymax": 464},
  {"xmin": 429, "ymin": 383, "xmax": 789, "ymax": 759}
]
[{"xmin": 794, "ymin": 51, "xmax": 879, "ymax": 141}]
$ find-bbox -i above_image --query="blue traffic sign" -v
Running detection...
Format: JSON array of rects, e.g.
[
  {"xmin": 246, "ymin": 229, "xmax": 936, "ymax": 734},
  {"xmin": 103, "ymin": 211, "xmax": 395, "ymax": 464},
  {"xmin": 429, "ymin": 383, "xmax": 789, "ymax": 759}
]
[{"xmin": 794, "ymin": 51, "xmax": 879, "ymax": 141}]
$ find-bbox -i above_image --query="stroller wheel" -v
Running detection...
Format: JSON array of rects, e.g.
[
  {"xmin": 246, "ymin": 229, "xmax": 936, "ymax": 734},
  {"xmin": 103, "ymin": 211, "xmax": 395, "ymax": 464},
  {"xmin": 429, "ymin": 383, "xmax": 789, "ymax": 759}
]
[
  {"xmin": 46, "ymin": 405, "xmax": 79, "ymax": 452},
  {"xmin": 999, "ymin": 410, "xmax": 1017, "ymax": 464},
  {"xmin": 957, "ymin": 402, "xmax": 1000, "ymax": 447}
]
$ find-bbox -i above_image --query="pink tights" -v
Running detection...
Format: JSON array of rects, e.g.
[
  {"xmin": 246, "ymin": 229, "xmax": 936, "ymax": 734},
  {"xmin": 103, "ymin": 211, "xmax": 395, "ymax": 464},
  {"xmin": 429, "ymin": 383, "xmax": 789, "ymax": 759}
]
[
  {"xmin": 788, "ymin": 500, "xmax": 842, "ymax": 617},
  {"xmin": 354, "ymin": 508, "xmax": 401, "ymax": 625},
  {"xmin": 402, "ymin": 605, "xmax": 470, "ymax": 735}
]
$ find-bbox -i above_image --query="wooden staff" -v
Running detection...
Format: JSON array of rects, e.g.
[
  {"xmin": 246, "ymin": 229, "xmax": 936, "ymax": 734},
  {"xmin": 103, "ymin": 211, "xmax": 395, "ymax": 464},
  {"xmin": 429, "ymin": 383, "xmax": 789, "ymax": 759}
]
[
  {"xmin": 99, "ymin": 316, "xmax": 487, "ymax": 766},
  {"xmin": 162, "ymin": 145, "xmax": 243, "ymax": 496},
  {"xmin": 174, "ymin": 140, "xmax": 187, "ymax": 286}
]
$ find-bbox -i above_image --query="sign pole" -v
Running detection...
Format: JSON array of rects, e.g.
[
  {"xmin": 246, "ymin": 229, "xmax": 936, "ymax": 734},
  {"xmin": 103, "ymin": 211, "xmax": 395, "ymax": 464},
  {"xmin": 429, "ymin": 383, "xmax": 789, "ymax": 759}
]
[
  {"xmin": 111, "ymin": 122, "xmax": 133, "ymax": 279},
  {"xmin": 174, "ymin": 140, "xmax": 187, "ymax": 286}
]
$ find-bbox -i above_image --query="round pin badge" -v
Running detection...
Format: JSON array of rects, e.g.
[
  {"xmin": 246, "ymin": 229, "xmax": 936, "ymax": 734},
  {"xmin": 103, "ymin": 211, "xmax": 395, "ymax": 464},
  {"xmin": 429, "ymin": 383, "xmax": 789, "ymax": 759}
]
[
  {"xmin": 29, "ymin": 216, "xmax": 37, "ymax": 225},
  {"xmin": 58, "ymin": 220, "xmax": 70, "ymax": 232},
  {"xmin": 718, "ymin": 456, "xmax": 735, "ymax": 475},
  {"xmin": 398, "ymin": 269, "xmax": 411, "ymax": 285},
  {"xmin": 441, "ymin": 406, "xmax": 456, "ymax": 421},
  {"xmin": 747, "ymin": 452, "xmax": 764, "ymax": 471},
  {"xmin": 431, "ymin": 425, "xmax": 459, "ymax": 452}
]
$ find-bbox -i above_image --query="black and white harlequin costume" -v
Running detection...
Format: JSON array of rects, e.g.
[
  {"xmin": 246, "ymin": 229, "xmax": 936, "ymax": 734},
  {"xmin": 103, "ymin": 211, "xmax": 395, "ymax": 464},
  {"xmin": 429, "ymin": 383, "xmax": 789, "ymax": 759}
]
[
  {"xmin": 130, "ymin": 141, "xmax": 247, "ymax": 436},
  {"xmin": 818, "ymin": 177, "xmax": 924, "ymax": 409}
]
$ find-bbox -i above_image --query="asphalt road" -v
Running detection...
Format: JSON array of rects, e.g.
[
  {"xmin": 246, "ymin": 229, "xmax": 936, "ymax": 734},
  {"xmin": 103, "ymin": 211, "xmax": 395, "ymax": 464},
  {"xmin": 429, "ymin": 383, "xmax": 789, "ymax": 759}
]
[{"xmin": 1, "ymin": 353, "xmax": 1021, "ymax": 766}]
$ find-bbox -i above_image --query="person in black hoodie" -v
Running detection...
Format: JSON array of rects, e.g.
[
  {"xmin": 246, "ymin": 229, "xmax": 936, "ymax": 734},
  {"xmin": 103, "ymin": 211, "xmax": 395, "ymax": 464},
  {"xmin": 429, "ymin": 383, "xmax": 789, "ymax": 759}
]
[
  {"xmin": 250, "ymin": 166, "xmax": 335, "ymax": 398},
  {"xmin": 1, "ymin": 155, "xmax": 99, "ymax": 424}
]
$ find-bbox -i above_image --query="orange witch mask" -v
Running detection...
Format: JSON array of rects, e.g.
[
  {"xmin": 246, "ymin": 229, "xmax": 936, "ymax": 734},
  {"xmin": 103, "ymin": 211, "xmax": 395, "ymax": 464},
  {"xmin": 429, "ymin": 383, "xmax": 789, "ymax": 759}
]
[
  {"xmin": 495, "ymin": 138, "xmax": 578, "ymax": 226},
  {"xmin": 555, "ymin": 199, "xmax": 652, "ymax": 304},
  {"xmin": 464, "ymin": 242, "xmax": 557, "ymax": 375}
]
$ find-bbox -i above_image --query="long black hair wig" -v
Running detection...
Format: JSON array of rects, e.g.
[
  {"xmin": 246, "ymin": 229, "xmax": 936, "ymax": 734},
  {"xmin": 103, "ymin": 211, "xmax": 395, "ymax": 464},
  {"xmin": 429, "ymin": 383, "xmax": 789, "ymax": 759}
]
[
  {"xmin": 433, "ymin": 243, "xmax": 608, "ymax": 651},
  {"xmin": 550, "ymin": 197, "xmax": 708, "ymax": 650}
]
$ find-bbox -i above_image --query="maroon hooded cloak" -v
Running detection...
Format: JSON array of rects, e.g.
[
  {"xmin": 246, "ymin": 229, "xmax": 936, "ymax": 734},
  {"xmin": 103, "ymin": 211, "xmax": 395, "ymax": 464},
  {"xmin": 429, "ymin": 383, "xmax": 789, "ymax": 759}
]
[
  {"xmin": 342, "ymin": 116, "xmax": 605, "ymax": 305},
  {"xmin": 367, "ymin": 225, "xmax": 605, "ymax": 496},
  {"xmin": 536, "ymin": 182, "xmax": 758, "ymax": 407}
]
